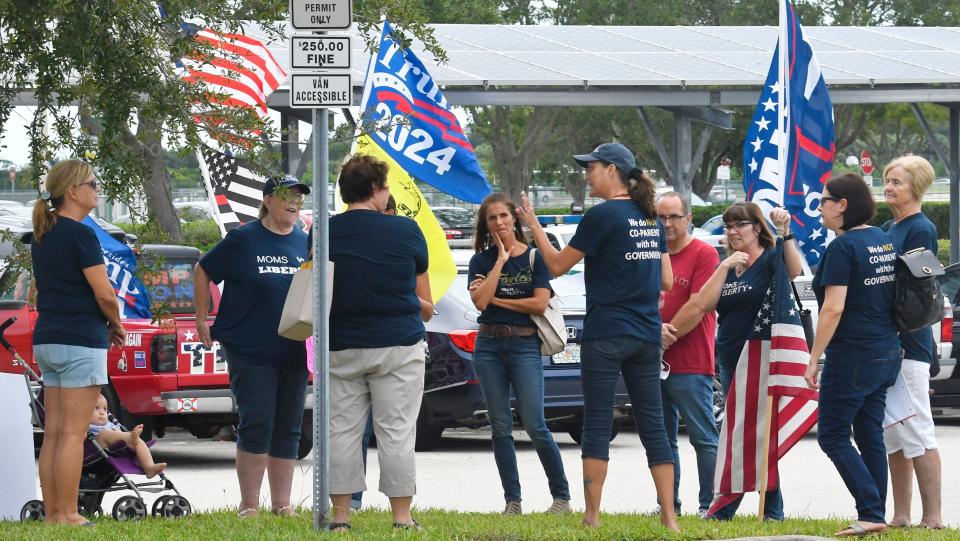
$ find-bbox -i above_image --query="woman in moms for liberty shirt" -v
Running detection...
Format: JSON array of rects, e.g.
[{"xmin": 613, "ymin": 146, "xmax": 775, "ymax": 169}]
[
  {"xmin": 803, "ymin": 173, "xmax": 901, "ymax": 538},
  {"xmin": 467, "ymin": 193, "xmax": 570, "ymax": 516},
  {"xmin": 194, "ymin": 176, "xmax": 309, "ymax": 519},
  {"xmin": 693, "ymin": 201, "xmax": 802, "ymax": 521},
  {"xmin": 518, "ymin": 143, "xmax": 677, "ymax": 531}
]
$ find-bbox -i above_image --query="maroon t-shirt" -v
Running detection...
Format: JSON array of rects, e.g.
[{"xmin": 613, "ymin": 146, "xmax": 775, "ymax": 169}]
[{"xmin": 660, "ymin": 238, "xmax": 719, "ymax": 376}]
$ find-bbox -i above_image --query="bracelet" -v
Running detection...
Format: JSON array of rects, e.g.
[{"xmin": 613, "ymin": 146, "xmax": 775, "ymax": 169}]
[{"xmin": 782, "ymin": 233, "xmax": 795, "ymax": 241}]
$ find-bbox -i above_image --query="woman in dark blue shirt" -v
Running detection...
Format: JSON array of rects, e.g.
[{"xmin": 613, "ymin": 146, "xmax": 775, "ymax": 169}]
[
  {"xmin": 694, "ymin": 201, "xmax": 801, "ymax": 521},
  {"xmin": 326, "ymin": 155, "xmax": 432, "ymax": 531},
  {"xmin": 467, "ymin": 193, "xmax": 570, "ymax": 516},
  {"xmin": 519, "ymin": 143, "xmax": 677, "ymax": 531},
  {"xmin": 803, "ymin": 173, "xmax": 901, "ymax": 537},
  {"xmin": 31, "ymin": 160, "xmax": 125, "ymax": 526},
  {"xmin": 194, "ymin": 175, "xmax": 310, "ymax": 519},
  {"xmin": 881, "ymin": 155, "xmax": 943, "ymax": 530}
]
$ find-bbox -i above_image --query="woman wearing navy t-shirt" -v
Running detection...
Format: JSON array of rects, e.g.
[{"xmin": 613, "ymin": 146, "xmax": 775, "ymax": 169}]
[
  {"xmin": 194, "ymin": 175, "xmax": 309, "ymax": 519},
  {"xmin": 467, "ymin": 193, "xmax": 570, "ymax": 516},
  {"xmin": 694, "ymin": 202, "xmax": 802, "ymax": 521},
  {"xmin": 519, "ymin": 143, "xmax": 677, "ymax": 531},
  {"xmin": 803, "ymin": 174, "xmax": 901, "ymax": 537},
  {"xmin": 31, "ymin": 160, "xmax": 126, "ymax": 525},
  {"xmin": 882, "ymin": 156, "xmax": 943, "ymax": 530},
  {"xmin": 326, "ymin": 155, "xmax": 433, "ymax": 532}
]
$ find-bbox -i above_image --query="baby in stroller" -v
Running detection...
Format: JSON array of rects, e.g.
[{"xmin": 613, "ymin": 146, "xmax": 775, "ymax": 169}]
[{"xmin": 89, "ymin": 394, "xmax": 166, "ymax": 478}]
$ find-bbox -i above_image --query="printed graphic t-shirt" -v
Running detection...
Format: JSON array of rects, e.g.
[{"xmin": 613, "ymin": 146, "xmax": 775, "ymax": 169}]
[
  {"xmin": 32, "ymin": 216, "xmax": 109, "ymax": 349},
  {"xmin": 716, "ymin": 247, "xmax": 775, "ymax": 367},
  {"xmin": 887, "ymin": 213, "xmax": 937, "ymax": 363},
  {"xmin": 329, "ymin": 210, "xmax": 428, "ymax": 351},
  {"xmin": 468, "ymin": 245, "xmax": 552, "ymax": 327},
  {"xmin": 200, "ymin": 220, "xmax": 308, "ymax": 365},
  {"xmin": 814, "ymin": 226, "xmax": 900, "ymax": 360},
  {"xmin": 568, "ymin": 199, "xmax": 666, "ymax": 343},
  {"xmin": 661, "ymin": 238, "xmax": 719, "ymax": 375}
]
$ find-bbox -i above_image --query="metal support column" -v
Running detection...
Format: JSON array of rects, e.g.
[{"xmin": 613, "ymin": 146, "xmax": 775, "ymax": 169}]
[
  {"xmin": 673, "ymin": 112, "xmax": 693, "ymax": 204},
  {"xmin": 285, "ymin": 115, "xmax": 301, "ymax": 176},
  {"xmin": 950, "ymin": 105, "xmax": 959, "ymax": 265},
  {"xmin": 312, "ymin": 108, "xmax": 331, "ymax": 530}
]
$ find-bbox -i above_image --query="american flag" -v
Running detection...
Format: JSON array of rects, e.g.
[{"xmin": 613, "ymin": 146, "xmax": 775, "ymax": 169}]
[
  {"xmin": 708, "ymin": 243, "xmax": 819, "ymax": 516},
  {"xmin": 196, "ymin": 146, "xmax": 266, "ymax": 235},
  {"xmin": 178, "ymin": 24, "xmax": 286, "ymax": 124},
  {"xmin": 744, "ymin": 0, "xmax": 835, "ymax": 267}
]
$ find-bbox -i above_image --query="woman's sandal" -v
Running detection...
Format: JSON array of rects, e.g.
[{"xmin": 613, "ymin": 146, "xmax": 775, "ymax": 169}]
[
  {"xmin": 393, "ymin": 519, "xmax": 421, "ymax": 531},
  {"xmin": 238, "ymin": 507, "xmax": 259, "ymax": 518},
  {"xmin": 836, "ymin": 522, "xmax": 887, "ymax": 537},
  {"xmin": 328, "ymin": 522, "xmax": 351, "ymax": 532},
  {"xmin": 271, "ymin": 505, "xmax": 298, "ymax": 517}
]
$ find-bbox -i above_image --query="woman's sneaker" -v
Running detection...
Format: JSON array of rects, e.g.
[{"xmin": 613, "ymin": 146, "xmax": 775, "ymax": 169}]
[
  {"xmin": 502, "ymin": 501, "xmax": 522, "ymax": 515},
  {"xmin": 546, "ymin": 499, "xmax": 571, "ymax": 515}
]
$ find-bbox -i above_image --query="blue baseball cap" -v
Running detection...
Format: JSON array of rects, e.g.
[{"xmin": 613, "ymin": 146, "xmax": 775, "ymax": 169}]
[
  {"xmin": 573, "ymin": 143, "xmax": 637, "ymax": 175},
  {"xmin": 264, "ymin": 175, "xmax": 310, "ymax": 196}
]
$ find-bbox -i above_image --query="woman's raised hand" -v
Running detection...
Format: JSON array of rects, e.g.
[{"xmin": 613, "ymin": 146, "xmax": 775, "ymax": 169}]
[
  {"xmin": 517, "ymin": 191, "xmax": 536, "ymax": 226},
  {"xmin": 770, "ymin": 208, "xmax": 791, "ymax": 233}
]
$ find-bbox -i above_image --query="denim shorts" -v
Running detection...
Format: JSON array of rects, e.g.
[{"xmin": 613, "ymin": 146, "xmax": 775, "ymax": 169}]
[{"xmin": 33, "ymin": 344, "xmax": 108, "ymax": 388}]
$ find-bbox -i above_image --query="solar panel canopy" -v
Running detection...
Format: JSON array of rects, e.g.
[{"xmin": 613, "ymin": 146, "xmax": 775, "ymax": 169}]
[{"xmin": 253, "ymin": 23, "xmax": 960, "ymax": 88}]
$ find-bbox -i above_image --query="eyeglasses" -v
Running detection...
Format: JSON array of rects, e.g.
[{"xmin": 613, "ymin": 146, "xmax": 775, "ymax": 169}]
[
  {"xmin": 723, "ymin": 221, "xmax": 757, "ymax": 232},
  {"xmin": 78, "ymin": 180, "xmax": 98, "ymax": 190},
  {"xmin": 657, "ymin": 214, "xmax": 687, "ymax": 224},
  {"xmin": 821, "ymin": 195, "xmax": 841, "ymax": 203}
]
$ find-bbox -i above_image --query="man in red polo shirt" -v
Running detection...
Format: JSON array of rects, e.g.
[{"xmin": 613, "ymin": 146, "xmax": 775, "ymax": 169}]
[{"xmin": 656, "ymin": 192, "xmax": 720, "ymax": 518}]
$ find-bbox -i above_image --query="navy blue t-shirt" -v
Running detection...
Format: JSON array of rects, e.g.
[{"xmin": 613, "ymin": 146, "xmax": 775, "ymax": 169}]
[
  {"xmin": 814, "ymin": 227, "xmax": 900, "ymax": 360},
  {"xmin": 567, "ymin": 199, "xmax": 666, "ymax": 343},
  {"xmin": 199, "ymin": 220, "xmax": 308, "ymax": 365},
  {"xmin": 716, "ymin": 247, "xmax": 776, "ymax": 367},
  {"xmin": 467, "ymin": 245, "xmax": 552, "ymax": 327},
  {"xmin": 886, "ymin": 213, "xmax": 937, "ymax": 363},
  {"xmin": 329, "ymin": 210, "xmax": 428, "ymax": 351},
  {"xmin": 32, "ymin": 217, "xmax": 109, "ymax": 348}
]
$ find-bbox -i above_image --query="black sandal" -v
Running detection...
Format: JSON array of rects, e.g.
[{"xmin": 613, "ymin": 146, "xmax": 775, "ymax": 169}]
[
  {"xmin": 328, "ymin": 522, "xmax": 351, "ymax": 532},
  {"xmin": 393, "ymin": 519, "xmax": 420, "ymax": 531}
]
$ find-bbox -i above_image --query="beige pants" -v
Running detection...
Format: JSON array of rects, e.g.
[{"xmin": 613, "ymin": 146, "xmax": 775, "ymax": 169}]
[{"xmin": 329, "ymin": 341, "xmax": 425, "ymax": 497}]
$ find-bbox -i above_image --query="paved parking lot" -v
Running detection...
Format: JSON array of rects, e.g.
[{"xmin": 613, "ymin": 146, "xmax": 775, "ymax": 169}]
[{"xmin": 54, "ymin": 421, "xmax": 960, "ymax": 526}]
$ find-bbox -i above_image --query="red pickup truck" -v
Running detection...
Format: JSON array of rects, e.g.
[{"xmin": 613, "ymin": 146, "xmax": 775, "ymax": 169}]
[{"xmin": 0, "ymin": 243, "xmax": 314, "ymax": 459}]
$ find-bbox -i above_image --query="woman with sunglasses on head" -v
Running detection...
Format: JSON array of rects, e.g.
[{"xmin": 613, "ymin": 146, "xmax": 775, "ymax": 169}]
[
  {"xmin": 802, "ymin": 174, "xmax": 901, "ymax": 537},
  {"xmin": 694, "ymin": 201, "xmax": 802, "ymax": 521},
  {"xmin": 518, "ymin": 143, "xmax": 677, "ymax": 531}
]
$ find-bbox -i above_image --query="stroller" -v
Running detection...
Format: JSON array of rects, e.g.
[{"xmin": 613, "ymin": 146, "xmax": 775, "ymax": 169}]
[{"xmin": 2, "ymin": 316, "xmax": 192, "ymax": 521}]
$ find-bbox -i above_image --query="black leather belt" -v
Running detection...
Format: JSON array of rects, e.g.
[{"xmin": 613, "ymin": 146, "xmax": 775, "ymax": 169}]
[{"xmin": 478, "ymin": 323, "xmax": 537, "ymax": 339}]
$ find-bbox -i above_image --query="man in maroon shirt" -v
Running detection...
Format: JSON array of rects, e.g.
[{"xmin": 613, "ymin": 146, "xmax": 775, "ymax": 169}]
[{"xmin": 656, "ymin": 192, "xmax": 720, "ymax": 517}]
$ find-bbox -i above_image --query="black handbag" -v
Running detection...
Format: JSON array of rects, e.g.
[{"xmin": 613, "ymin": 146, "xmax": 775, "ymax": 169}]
[
  {"xmin": 893, "ymin": 247, "xmax": 945, "ymax": 333},
  {"xmin": 790, "ymin": 281, "xmax": 815, "ymax": 351}
]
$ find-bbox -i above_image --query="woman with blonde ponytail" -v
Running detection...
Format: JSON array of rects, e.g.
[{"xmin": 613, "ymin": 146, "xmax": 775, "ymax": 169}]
[
  {"xmin": 518, "ymin": 143, "xmax": 677, "ymax": 531},
  {"xmin": 31, "ymin": 159, "xmax": 126, "ymax": 526}
]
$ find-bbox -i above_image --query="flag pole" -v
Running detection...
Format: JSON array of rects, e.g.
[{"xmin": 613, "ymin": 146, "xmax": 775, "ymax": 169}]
[{"xmin": 757, "ymin": 395, "xmax": 774, "ymax": 520}]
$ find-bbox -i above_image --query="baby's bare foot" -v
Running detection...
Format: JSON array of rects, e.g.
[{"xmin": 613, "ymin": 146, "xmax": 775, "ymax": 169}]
[
  {"xmin": 144, "ymin": 462, "xmax": 167, "ymax": 479},
  {"xmin": 127, "ymin": 424, "xmax": 143, "ymax": 449}
]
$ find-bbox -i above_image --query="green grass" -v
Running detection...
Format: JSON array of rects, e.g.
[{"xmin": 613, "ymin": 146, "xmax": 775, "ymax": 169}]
[{"xmin": 2, "ymin": 509, "xmax": 956, "ymax": 540}]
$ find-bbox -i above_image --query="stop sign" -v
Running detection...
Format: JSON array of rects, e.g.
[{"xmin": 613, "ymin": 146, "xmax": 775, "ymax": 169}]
[{"xmin": 860, "ymin": 150, "xmax": 874, "ymax": 176}]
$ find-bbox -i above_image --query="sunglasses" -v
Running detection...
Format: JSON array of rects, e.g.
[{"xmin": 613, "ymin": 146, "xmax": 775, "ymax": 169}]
[
  {"xmin": 78, "ymin": 180, "xmax": 98, "ymax": 190},
  {"xmin": 821, "ymin": 195, "xmax": 841, "ymax": 203}
]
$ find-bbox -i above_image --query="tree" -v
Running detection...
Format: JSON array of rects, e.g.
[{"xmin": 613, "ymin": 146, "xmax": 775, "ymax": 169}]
[{"xmin": 0, "ymin": 1, "xmax": 447, "ymax": 240}]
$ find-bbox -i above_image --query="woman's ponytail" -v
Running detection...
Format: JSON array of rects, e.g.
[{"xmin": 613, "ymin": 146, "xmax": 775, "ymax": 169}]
[{"xmin": 626, "ymin": 167, "xmax": 656, "ymax": 217}]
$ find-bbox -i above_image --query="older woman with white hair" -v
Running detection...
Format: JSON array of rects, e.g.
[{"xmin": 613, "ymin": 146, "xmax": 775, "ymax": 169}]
[{"xmin": 882, "ymin": 155, "xmax": 943, "ymax": 530}]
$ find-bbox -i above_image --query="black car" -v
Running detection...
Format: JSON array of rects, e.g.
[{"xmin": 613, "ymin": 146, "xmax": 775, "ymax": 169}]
[
  {"xmin": 417, "ymin": 269, "xmax": 630, "ymax": 450},
  {"xmin": 432, "ymin": 207, "xmax": 475, "ymax": 240},
  {"xmin": 930, "ymin": 262, "xmax": 960, "ymax": 419}
]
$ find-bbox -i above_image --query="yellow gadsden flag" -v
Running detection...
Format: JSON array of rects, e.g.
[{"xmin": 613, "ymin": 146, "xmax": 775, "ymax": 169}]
[{"xmin": 353, "ymin": 135, "xmax": 457, "ymax": 302}]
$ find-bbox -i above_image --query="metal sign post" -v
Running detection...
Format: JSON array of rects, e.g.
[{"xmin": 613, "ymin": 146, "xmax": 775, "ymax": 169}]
[{"xmin": 289, "ymin": 0, "xmax": 352, "ymax": 531}]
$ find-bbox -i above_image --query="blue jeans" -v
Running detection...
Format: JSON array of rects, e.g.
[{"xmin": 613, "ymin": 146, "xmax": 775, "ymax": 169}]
[
  {"xmin": 474, "ymin": 333, "xmax": 570, "ymax": 502},
  {"xmin": 661, "ymin": 374, "xmax": 719, "ymax": 513},
  {"xmin": 817, "ymin": 348, "xmax": 901, "ymax": 524},
  {"xmin": 713, "ymin": 354, "xmax": 783, "ymax": 520},
  {"xmin": 350, "ymin": 414, "xmax": 374, "ymax": 509},
  {"xmin": 580, "ymin": 336, "xmax": 673, "ymax": 466}
]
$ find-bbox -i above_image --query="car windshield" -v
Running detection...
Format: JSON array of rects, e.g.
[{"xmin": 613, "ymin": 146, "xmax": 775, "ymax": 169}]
[
  {"xmin": 141, "ymin": 258, "xmax": 202, "ymax": 314},
  {"xmin": 433, "ymin": 209, "xmax": 474, "ymax": 229}
]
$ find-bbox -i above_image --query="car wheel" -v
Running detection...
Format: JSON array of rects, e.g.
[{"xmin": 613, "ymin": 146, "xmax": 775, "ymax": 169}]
[
  {"xmin": 297, "ymin": 410, "xmax": 313, "ymax": 460},
  {"xmin": 102, "ymin": 384, "xmax": 153, "ymax": 441},
  {"xmin": 414, "ymin": 412, "xmax": 443, "ymax": 451},
  {"xmin": 567, "ymin": 418, "xmax": 622, "ymax": 445}
]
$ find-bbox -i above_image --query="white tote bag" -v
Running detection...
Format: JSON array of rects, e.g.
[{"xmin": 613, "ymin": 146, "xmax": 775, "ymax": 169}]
[
  {"xmin": 528, "ymin": 249, "xmax": 567, "ymax": 355},
  {"xmin": 278, "ymin": 261, "xmax": 334, "ymax": 341}
]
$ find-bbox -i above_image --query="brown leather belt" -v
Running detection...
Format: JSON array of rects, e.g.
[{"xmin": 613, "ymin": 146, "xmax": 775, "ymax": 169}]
[{"xmin": 478, "ymin": 323, "xmax": 538, "ymax": 339}]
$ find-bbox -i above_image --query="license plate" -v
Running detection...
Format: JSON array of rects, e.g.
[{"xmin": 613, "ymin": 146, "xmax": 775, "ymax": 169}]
[{"xmin": 551, "ymin": 344, "xmax": 581, "ymax": 364}]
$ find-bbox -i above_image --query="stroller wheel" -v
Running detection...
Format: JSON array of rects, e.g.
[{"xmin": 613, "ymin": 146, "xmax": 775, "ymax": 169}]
[
  {"xmin": 156, "ymin": 495, "xmax": 192, "ymax": 519},
  {"xmin": 112, "ymin": 495, "xmax": 147, "ymax": 521},
  {"xmin": 20, "ymin": 500, "xmax": 45, "ymax": 522}
]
